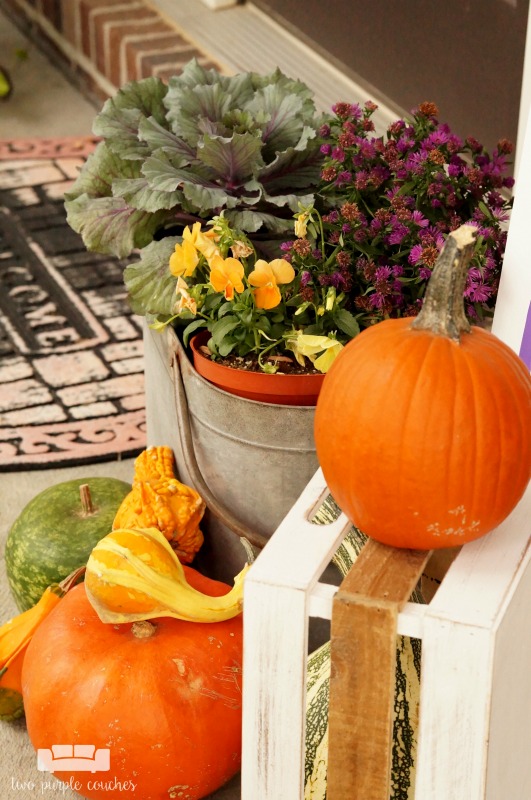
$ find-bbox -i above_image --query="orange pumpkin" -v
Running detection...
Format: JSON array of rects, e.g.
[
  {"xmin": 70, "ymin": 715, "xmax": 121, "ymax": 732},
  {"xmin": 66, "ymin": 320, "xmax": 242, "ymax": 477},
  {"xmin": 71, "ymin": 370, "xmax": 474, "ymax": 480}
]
[
  {"xmin": 314, "ymin": 225, "xmax": 531, "ymax": 550},
  {"xmin": 22, "ymin": 569, "xmax": 243, "ymax": 800}
]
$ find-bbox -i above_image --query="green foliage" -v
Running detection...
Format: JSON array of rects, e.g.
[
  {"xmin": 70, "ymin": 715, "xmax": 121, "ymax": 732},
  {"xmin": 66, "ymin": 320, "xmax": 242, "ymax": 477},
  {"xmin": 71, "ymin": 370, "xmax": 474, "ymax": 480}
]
[{"xmin": 65, "ymin": 60, "xmax": 324, "ymax": 260}]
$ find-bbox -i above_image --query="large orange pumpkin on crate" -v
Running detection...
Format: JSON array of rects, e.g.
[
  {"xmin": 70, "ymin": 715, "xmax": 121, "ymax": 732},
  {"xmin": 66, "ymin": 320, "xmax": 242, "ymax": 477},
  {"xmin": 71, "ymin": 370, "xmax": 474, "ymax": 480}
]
[
  {"xmin": 314, "ymin": 225, "xmax": 531, "ymax": 550},
  {"xmin": 21, "ymin": 570, "xmax": 243, "ymax": 800}
]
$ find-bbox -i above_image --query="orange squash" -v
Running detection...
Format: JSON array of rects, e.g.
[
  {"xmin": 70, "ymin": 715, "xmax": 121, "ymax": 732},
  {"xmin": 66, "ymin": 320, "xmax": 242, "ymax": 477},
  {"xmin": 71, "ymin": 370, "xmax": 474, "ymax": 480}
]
[
  {"xmin": 314, "ymin": 225, "xmax": 531, "ymax": 550},
  {"xmin": 22, "ymin": 571, "xmax": 243, "ymax": 800},
  {"xmin": 112, "ymin": 446, "xmax": 205, "ymax": 563}
]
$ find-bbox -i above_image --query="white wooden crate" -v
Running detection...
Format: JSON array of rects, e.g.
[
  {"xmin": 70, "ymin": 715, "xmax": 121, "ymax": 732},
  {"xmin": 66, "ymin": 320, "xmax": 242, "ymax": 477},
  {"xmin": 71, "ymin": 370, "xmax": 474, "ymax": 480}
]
[
  {"xmin": 241, "ymin": 101, "xmax": 531, "ymax": 800},
  {"xmin": 241, "ymin": 470, "xmax": 531, "ymax": 800}
]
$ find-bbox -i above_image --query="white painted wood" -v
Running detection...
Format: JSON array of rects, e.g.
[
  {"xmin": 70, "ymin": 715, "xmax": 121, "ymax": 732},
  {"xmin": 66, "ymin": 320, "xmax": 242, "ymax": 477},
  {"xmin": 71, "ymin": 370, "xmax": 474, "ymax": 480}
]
[
  {"xmin": 514, "ymin": 0, "xmax": 531, "ymax": 178},
  {"xmin": 241, "ymin": 473, "xmax": 530, "ymax": 799},
  {"xmin": 241, "ymin": 580, "xmax": 309, "ymax": 799},
  {"xmin": 241, "ymin": 468, "xmax": 351, "ymax": 799},
  {"xmin": 414, "ymin": 484, "xmax": 531, "ymax": 799},
  {"xmin": 486, "ymin": 551, "xmax": 531, "ymax": 800},
  {"xmin": 492, "ymin": 101, "xmax": 531, "ymax": 358},
  {"xmin": 307, "ymin": 580, "xmax": 338, "ymax": 619},
  {"xmin": 200, "ymin": 0, "xmax": 238, "ymax": 8},
  {"xmin": 396, "ymin": 602, "xmax": 427, "ymax": 639},
  {"xmin": 307, "ymin": 586, "xmax": 427, "ymax": 638},
  {"xmin": 415, "ymin": 619, "xmax": 493, "ymax": 799}
]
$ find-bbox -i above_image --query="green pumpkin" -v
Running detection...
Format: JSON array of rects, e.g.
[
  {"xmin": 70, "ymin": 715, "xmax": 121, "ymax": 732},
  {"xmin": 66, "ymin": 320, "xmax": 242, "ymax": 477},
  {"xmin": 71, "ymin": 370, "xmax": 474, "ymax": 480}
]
[{"xmin": 5, "ymin": 478, "xmax": 131, "ymax": 611}]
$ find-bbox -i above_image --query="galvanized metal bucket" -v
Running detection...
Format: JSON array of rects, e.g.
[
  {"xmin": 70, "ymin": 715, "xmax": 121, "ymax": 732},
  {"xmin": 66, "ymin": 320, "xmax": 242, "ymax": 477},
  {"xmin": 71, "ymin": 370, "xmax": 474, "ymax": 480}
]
[{"xmin": 143, "ymin": 324, "xmax": 320, "ymax": 581}]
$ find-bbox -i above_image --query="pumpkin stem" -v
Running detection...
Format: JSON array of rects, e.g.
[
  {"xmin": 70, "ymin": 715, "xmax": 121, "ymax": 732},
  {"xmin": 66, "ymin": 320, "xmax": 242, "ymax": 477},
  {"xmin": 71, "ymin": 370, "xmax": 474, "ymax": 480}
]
[
  {"xmin": 58, "ymin": 566, "xmax": 86, "ymax": 594},
  {"xmin": 131, "ymin": 620, "xmax": 157, "ymax": 639},
  {"xmin": 79, "ymin": 484, "xmax": 95, "ymax": 516},
  {"xmin": 411, "ymin": 224, "xmax": 477, "ymax": 341}
]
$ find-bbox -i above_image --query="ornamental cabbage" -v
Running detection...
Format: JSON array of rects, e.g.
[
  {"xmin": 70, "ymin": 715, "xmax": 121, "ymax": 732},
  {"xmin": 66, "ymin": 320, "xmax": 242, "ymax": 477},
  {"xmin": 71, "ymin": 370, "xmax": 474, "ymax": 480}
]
[{"xmin": 65, "ymin": 60, "xmax": 324, "ymax": 319}]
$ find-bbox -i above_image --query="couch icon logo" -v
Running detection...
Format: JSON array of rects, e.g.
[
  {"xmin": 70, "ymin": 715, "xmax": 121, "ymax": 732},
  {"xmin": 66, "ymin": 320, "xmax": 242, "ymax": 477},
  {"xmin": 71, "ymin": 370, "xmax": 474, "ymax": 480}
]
[{"xmin": 37, "ymin": 745, "xmax": 110, "ymax": 773}]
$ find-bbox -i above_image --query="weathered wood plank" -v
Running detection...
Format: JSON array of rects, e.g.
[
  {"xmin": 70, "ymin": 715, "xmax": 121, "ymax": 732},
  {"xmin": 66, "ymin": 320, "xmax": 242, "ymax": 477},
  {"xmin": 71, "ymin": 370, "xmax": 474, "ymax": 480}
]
[
  {"xmin": 327, "ymin": 542, "xmax": 430, "ymax": 800},
  {"xmin": 327, "ymin": 594, "xmax": 397, "ymax": 799},
  {"xmin": 339, "ymin": 538, "xmax": 431, "ymax": 603}
]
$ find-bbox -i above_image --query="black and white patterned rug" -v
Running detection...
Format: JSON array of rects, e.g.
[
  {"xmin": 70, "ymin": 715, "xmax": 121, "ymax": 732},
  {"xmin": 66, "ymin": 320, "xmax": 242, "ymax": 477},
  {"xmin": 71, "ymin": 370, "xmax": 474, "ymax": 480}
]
[{"xmin": 0, "ymin": 137, "xmax": 146, "ymax": 470}]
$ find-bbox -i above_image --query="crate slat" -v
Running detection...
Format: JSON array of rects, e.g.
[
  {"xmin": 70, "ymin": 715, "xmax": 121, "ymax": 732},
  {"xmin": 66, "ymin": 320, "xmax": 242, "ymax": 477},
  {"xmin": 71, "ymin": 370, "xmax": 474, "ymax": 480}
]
[
  {"xmin": 241, "ymin": 469, "xmax": 351, "ymax": 799},
  {"xmin": 327, "ymin": 542, "xmax": 430, "ymax": 800}
]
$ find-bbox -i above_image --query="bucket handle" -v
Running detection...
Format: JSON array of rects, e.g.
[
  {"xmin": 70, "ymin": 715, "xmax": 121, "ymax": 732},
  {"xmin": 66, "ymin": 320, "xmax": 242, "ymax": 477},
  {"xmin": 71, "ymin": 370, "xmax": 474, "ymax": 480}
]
[{"xmin": 171, "ymin": 346, "xmax": 268, "ymax": 551}]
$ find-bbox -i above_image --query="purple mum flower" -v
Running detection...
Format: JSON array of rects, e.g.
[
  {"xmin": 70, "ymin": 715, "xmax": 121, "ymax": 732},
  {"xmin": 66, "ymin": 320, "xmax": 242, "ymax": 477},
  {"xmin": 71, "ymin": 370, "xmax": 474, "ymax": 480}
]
[
  {"xmin": 465, "ymin": 282, "xmax": 492, "ymax": 303},
  {"xmin": 411, "ymin": 210, "xmax": 429, "ymax": 227},
  {"xmin": 375, "ymin": 266, "xmax": 393, "ymax": 281},
  {"xmin": 330, "ymin": 272, "xmax": 347, "ymax": 289},
  {"xmin": 408, "ymin": 244, "xmax": 424, "ymax": 265},
  {"xmin": 369, "ymin": 292, "xmax": 391, "ymax": 309},
  {"xmin": 387, "ymin": 223, "xmax": 409, "ymax": 245},
  {"xmin": 336, "ymin": 170, "xmax": 353, "ymax": 186}
]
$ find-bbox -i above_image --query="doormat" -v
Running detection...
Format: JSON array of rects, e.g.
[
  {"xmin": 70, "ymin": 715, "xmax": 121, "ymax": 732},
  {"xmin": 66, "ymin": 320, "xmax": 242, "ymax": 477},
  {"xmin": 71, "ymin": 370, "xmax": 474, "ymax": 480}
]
[{"xmin": 0, "ymin": 136, "xmax": 147, "ymax": 471}]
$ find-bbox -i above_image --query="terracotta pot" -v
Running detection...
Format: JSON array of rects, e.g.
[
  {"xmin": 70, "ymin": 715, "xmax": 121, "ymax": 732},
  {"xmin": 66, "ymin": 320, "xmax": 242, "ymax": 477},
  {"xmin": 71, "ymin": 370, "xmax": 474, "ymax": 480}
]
[{"xmin": 190, "ymin": 331, "xmax": 325, "ymax": 406}]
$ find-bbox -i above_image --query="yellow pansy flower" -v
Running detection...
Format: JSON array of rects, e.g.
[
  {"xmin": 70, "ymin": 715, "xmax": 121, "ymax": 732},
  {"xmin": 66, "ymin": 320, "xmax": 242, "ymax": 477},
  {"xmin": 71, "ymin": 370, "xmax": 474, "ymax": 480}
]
[
  {"xmin": 183, "ymin": 222, "xmax": 221, "ymax": 261},
  {"xmin": 175, "ymin": 276, "xmax": 197, "ymax": 315},
  {"xmin": 248, "ymin": 259, "xmax": 295, "ymax": 310},
  {"xmin": 288, "ymin": 333, "xmax": 344, "ymax": 373},
  {"xmin": 169, "ymin": 237, "xmax": 199, "ymax": 278},
  {"xmin": 294, "ymin": 212, "xmax": 308, "ymax": 238},
  {"xmin": 209, "ymin": 255, "xmax": 245, "ymax": 300},
  {"xmin": 169, "ymin": 223, "xmax": 222, "ymax": 278}
]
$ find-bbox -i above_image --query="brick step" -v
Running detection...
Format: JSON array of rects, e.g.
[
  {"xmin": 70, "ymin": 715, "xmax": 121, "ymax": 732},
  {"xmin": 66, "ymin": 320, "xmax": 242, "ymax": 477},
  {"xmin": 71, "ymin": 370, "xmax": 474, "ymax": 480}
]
[{"xmin": 1, "ymin": 0, "xmax": 226, "ymax": 102}]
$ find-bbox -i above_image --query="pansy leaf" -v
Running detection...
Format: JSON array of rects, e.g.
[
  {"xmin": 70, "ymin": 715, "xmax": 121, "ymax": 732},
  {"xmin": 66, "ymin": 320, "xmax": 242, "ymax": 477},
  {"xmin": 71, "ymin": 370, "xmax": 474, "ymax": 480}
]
[
  {"xmin": 333, "ymin": 309, "xmax": 361, "ymax": 338},
  {"xmin": 198, "ymin": 133, "xmax": 264, "ymax": 183},
  {"xmin": 217, "ymin": 338, "xmax": 237, "ymax": 357},
  {"xmin": 65, "ymin": 194, "xmax": 169, "ymax": 258},
  {"xmin": 183, "ymin": 318, "xmax": 207, "ymax": 347},
  {"xmin": 210, "ymin": 316, "xmax": 240, "ymax": 349},
  {"xmin": 123, "ymin": 237, "xmax": 180, "ymax": 316}
]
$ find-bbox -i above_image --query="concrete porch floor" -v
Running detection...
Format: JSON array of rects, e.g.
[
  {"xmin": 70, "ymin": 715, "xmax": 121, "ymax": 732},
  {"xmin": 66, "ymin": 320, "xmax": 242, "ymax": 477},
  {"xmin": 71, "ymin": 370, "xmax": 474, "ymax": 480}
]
[
  {"xmin": 0, "ymin": 10, "xmax": 99, "ymax": 138},
  {"xmin": 0, "ymin": 6, "xmax": 232, "ymax": 798}
]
